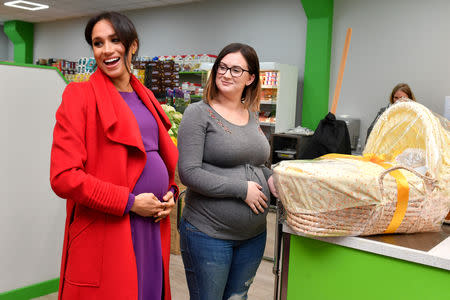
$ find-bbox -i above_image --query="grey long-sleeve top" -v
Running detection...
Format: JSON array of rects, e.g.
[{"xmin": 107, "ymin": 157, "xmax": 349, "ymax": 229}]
[
  {"xmin": 177, "ymin": 101, "xmax": 272, "ymax": 240},
  {"xmin": 365, "ymin": 106, "xmax": 389, "ymax": 144}
]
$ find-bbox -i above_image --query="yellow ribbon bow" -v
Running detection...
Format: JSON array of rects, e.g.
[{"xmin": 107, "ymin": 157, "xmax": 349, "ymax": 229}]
[{"xmin": 320, "ymin": 153, "xmax": 409, "ymax": 234}]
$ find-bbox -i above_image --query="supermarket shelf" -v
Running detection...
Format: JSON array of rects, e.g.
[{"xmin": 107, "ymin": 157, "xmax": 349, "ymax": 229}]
[
  {"xmin": 190, "ymin": 95, "xmax": 203, "ymax": 100},
  {"xmin": 260, "ymin": 122, "xmax": 276, "ymax": 127},
  {"xmin": 261, "ymin": 85, "xmax": 278, "ymax": 89},
  {"xmin": 179, "ymin": 71, "xmax": 206, "ymax": 75},
  {"xmin": 260, "ymin": 100, "xmax": 276, "ymax": 105}
]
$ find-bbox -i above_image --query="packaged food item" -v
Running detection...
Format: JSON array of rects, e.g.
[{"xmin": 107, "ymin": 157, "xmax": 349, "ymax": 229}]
[
  {"xmin": 197, "ymin": 54, "xmax": 217, "ymax": 63},
  {"xmin": 181, "ymin": 82, "xmax": 189, "ymax": 90},
  {"xmin": 86, "ymin": 58, "xmax": 96, "ymax": 73},
  {"xmin": 174, "ymin": 55, "xmax": 185, "ymax": 65},
  {"xmin": 162, "ymin": 78, "xmax": 173, "ymax": 85},
  {"xmin": 162, "ymin": 71, "xmax": 173, "ymax": 78},
  {"xmin": 162, "ymin": 61, "xmax": 174, "ymax": 70}
]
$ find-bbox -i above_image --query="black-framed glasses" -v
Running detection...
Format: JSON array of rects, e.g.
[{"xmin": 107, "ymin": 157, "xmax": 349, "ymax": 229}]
[{"xmin": 217, "ymin": 63, "xmax": 250, "ymax": 77}]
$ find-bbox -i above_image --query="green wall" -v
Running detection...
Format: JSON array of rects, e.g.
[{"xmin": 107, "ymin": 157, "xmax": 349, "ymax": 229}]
[
  {"xmin": 3, "ymin": 20, "xmax": 34, "ymax": 64},
  {"xmin": 300, "ymin": 0, "xmax": 333, "ymax": 130}
]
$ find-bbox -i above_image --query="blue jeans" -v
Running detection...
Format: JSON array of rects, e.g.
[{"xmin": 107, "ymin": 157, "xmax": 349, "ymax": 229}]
[{"xmin": 179, "ymin": 218, "xmax": 266, "ymax": 300}]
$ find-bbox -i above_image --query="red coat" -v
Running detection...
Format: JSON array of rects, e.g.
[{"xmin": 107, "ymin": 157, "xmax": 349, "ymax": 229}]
[{"xmin": 50, "ymin": 69, "xmax": 178, "ymax": 300}]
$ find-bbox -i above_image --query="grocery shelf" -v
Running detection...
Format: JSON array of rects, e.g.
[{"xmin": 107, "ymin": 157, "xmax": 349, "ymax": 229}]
[
  {"xmin": 260, "ymin": 122, "xmax": 276, "ymax": 127},
  {"xmin": 179, "ymin": 71, "xmax": 206, "ymax": 75},
  {"xmin": 261, "ymin": 85, "xmax": 278, "ymax": 89},
  {"xmin": 260, "ymin": 100, "xmax": 276, "ymax": 105}
]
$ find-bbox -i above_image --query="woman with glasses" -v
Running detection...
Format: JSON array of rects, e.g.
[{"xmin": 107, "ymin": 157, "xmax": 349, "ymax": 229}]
[
  {"xmin": 177, "ymin": 43, "xmax": 278, "ymax": 299},
  {"xmin": 366, "ymin": 83, "xmax": 416, "ymax": 144}
]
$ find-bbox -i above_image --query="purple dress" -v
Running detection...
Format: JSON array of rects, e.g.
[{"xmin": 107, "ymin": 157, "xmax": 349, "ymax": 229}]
[{"xmin": 120, "ymin": 91, "xmax": 169, "ymax": 300}]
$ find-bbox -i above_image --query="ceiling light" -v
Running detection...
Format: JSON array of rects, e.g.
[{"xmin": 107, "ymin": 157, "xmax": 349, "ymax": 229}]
[{"xmin": 4, "ymin": 1, "xmax": 49, "ymax": 11}]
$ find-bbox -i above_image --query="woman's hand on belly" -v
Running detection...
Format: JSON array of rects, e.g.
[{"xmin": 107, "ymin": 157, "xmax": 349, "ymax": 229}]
[
  {"xmin": 154, "ymin": 191, "xmax": 175, "ymax": 223},
  {"xmin": 244, "ymin": 181, "xmax": 268, "ymax": 214},
  {"xmin": 131, "ymin": 193, "xmax": 166, "ymax": 217},
  {"xmin": 268, "ymin": 175, "xmax": 279, "ymax": 198}
]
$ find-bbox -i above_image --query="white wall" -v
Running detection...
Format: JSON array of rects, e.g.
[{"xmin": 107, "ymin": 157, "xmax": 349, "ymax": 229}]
[
  {"xmin": 8, "ymin": 39, "xmax": 13, "ymax": 61},
  {"xmin": 331, "ymin": 0, "xmax": 450, "ymax": 142},
  {"xmin": 34, "ymin": 16, "xmax": 92, "ymax": 60},
  {"xmin": 0, "ymin": 25, "xmax": 9, "ymax": 61},
  {"xmin": 34, "ymin": 0, "xmax": 307, "ymax": 122},
  {"xmin": 34, "ymin": 0, "xmax": 306, "ymax": 68},
  {"xmin": 0, "ymin": 65, "xmax": 66, "ymax": 292}
]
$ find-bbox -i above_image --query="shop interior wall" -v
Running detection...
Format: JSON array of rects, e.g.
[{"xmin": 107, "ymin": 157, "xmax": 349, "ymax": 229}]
[
  {"xmin": 331, "ymin": 0, "xmax": 450, "ymax": 144},
  {"xmin": 0, "ymin": 25, "xmax": 9, "ymax": 61},
  {"xmin": 0, "ymin": 65, "xmax": 66, "ymax": 292},
  {"xmin": 33, "ymin": 0, "xmax": 307, "ymax": 124},
  {"xmin": 8, "ymin": 40, "xmax": 13, "ymax": 61}
]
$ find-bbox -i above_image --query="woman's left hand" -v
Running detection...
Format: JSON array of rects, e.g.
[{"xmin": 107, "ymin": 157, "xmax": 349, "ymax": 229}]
[
  {"xmin": 154, "ymin": 191, "xmax": 175, "ymax": 222},
  {"xmin": 268, "ymin": 175, "xmax": 279, "ymax": 198}
]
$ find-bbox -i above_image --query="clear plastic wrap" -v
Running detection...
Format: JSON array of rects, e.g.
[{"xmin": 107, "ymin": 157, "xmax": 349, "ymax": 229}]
[
  {"xmin": 274, "ymin": 101, "xmax": 450, "ymax": 236},
  {"xmin": 365, "ymin": 101, "xmax": 449, "ymax": 183}
]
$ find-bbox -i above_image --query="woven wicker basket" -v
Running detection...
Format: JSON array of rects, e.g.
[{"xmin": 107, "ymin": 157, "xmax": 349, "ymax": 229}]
[
  {"xmin": 274, "ymin": 101, "xmax": 450, "ymax": 236},
  {"xmin": 283, "ymin": 166, "xmax": 448, "ymax": 236}
]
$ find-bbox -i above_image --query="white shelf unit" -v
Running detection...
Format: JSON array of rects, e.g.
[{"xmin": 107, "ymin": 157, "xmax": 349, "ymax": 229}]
[{"xmin": 259, "ymin": 62, "xmax": 298, "ymax": 134}]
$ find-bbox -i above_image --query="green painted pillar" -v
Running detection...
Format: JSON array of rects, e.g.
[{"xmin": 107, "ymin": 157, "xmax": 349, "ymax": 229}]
[
  {"xmin": 300, "ymin": 0, "xmax": 333, "ymax": 130},
  {"xmin": 4, "ymin": 20, "xmax": 34, "ymax": 64}
]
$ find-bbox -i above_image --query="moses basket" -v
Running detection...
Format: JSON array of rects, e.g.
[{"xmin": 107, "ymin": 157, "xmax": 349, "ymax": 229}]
[{"xmin": 274, "ymin": 101, "xmax": 450, "ymax": 236}]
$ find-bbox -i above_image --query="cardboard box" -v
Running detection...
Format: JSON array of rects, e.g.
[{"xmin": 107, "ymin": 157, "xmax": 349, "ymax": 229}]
[{"xmin": 170, "ymin": 167, "xmax": 187, "ymax": 254}]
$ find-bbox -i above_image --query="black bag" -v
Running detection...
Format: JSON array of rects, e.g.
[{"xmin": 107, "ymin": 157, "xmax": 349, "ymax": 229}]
[{"xmin": 299, "ymin": 112, "xmax": 351, "ymax": 159}]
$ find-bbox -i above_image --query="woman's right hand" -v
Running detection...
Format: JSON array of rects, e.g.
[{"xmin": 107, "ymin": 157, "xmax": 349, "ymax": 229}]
[
  {"xmin": 131, "ymin": 193, "xmax": 166, "ymax": 217},
  {"xmin": 245, "ymin": 181, "xmax": 268, "ymax": 214}
]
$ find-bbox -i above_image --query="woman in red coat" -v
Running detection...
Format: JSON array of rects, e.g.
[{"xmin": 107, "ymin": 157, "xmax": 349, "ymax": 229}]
[{"xmin": 50, "ymin": 12, "xmax": 178, "ymax": 300}]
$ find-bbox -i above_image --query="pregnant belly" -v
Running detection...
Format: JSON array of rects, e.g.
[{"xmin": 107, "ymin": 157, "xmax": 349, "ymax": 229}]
[{"xmin": 132, "ymin": 151, "xmax": 169, "ymax": 200}]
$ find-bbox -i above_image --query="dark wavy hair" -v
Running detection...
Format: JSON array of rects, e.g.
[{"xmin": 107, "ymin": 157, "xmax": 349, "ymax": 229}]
[
  {"xmin": 204, "ymin": 43, "xmax": 261, "ymax": 112},
  {"xmin": 84, "ymin": 11, "xmax": 139, "ymax": 73},
  {"xmin": 389, "ymin": 83, "xmax": 416, "ymax": 104}
]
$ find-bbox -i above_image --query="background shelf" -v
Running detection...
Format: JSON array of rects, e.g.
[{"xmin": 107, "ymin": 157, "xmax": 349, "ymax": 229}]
[
  {"xmin": 179, "ymin": 71, "xmax": 206, "ymax": 75},
  {"xmin": 260, "ymin": 122, "xmax": 276, "ymax": 127},
  {"xmin": 260, "ymin": 100, "xmax": 277, "ymax": 105}
]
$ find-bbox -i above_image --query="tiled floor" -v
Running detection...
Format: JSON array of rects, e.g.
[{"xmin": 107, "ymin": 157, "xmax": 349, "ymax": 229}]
[{"xmin": 34, "ymin": 212, "xmax": 277, "ymax": 300}]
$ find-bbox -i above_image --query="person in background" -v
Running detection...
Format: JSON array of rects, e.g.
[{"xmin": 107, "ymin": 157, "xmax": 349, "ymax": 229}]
[
  {"xmin": 366, "ymin": 83, "xmax": 416, "ymax": 143},
  {"xmin": 177, "ymin": 43, "xmax": 279, "ymax": 300},
  {"xmin": 50, "ymin": 11, "xmax": 178, "ymax": 300}
]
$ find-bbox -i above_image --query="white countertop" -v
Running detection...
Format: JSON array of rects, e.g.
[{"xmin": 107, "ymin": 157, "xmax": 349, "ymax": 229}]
[{"xmin": 283, "ymin": 223, "xmax": 450, "ymax": 271}]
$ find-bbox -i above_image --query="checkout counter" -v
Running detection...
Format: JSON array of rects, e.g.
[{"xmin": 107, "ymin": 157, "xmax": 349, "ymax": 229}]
[
  {"xmin": 273, "ymin": 206, "xmax": 450, "ymax": 300},
  {"xmin": 269, "ymin": 115, "xmax": 449, "ymax": 299}
]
